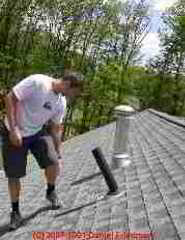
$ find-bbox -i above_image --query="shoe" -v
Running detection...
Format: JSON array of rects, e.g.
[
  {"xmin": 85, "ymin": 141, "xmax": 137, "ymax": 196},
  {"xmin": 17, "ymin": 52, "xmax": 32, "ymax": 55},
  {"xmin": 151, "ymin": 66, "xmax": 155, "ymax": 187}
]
[
  {"xmin": 46, "ymin": 191, "xmax": 62, "ymax": 209},
  {"xmin": 9, "ymin": 211, "xmax": 23, "ymax": 230}
]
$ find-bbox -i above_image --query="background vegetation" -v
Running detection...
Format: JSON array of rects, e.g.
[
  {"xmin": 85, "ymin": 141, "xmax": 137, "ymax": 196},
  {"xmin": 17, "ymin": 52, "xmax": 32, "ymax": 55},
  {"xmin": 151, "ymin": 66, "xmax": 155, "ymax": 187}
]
[{"xmin": 0, "ymin": 0, "xmax": 185, "ymax": 141}]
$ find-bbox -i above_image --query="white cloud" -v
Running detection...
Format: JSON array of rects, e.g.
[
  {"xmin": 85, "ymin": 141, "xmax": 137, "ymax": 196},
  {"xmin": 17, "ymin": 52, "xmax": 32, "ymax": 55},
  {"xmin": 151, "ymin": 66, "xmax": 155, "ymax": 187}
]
[
  {"xmin": 140, "ymin": 0, "xmax": 178, "ymax": 65},
  {"xmin": 151, "ymin": 0, "xmax": 177, "ymax": 11},
  {"xmin": 141, "ymin": 32, "xmax": 161, "ymax": 64},
  {"xmin": 106, "ymin": 0, "xmax": 178, "ymax": 64}
]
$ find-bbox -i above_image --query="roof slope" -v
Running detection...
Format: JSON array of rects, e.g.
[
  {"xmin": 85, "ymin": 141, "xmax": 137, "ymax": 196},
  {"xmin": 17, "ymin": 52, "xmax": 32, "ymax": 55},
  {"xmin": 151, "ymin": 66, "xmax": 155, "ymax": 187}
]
[{"xmin": 0, "ymin": 109, "xmax": 185, "ymax": 239}]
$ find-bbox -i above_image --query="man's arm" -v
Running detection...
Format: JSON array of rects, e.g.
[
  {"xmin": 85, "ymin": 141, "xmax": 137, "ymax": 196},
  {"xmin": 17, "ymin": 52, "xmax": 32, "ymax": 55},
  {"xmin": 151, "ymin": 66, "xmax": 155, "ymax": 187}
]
[
  {"xmin": 5, "ymin": 75, "xmax": 37, "ymax": 130},
  {"xmin": 49, "ymin": 96, "xmax": 66, "ymax": 156},
  {"xmin": 49, "ymin": 122, "xmax": 63, "ymax": 157},
  {"xmin": 5, "ymin": 91, "xmax": 19, "ymax": 131},
  {"xmin": 4, "ymin": 91, "xmax": 22, "ymax": 146}
]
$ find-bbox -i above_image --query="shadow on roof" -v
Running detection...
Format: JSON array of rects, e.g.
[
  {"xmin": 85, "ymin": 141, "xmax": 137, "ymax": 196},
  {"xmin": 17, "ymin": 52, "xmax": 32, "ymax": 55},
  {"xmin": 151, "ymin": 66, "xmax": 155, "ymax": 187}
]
[
  {"xmin": 71, "ymin": 172, "xmax": 102, "ymax": 186},
  {"xmin": 54, "ymin": 201, "xmax": 97, "ymax": 218},
  {"xmin": 0, "ymin": 206, "xmax": 53, "ymax": 237},
  {"xmin": 0, "ymin": 224, "xmax": 10, "ymax": 238}
]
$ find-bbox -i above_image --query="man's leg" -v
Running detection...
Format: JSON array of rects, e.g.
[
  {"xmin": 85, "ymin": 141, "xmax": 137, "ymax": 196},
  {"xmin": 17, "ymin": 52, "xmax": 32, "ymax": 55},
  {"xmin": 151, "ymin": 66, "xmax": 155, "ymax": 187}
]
[
  {"xmin": 2, "ymin": 131, "xmax": 28, "ymax": 229},
  {"xmin": 30, "ymin": 135, "xmax": 61, "ymax": 209},
  {"xmin": 8, "ymin": 178, "xmax": 21, "ymax": 213},
  {"xmin": 45, "ymin": 164, "xmax": 58, "ymax": 184},
  {"xmin": 45, "ymin": 164, "xmax": 58, "ymax": 196},
  {"xmin": 3, "ymin": 150, "xmax": 27, "ymax": 230}
]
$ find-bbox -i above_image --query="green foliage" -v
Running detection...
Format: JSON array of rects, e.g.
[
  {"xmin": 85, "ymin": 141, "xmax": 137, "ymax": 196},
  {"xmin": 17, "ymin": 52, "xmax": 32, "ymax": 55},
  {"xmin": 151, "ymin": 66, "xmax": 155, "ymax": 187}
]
[
  {"xmin": 145, "ymin": 0, "xmax": 185, "ymax": 116},
  {"xmin": 0, "ymin": 0, "xmax": 154, "ymax": 140}
]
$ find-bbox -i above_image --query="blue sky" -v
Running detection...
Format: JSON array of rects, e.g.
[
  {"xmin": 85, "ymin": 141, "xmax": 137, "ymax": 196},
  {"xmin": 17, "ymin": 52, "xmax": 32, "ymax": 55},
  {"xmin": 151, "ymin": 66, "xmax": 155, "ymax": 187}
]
[{"xmin": 140, "ymin": 0, "xmax": 178, "ymax": 64}]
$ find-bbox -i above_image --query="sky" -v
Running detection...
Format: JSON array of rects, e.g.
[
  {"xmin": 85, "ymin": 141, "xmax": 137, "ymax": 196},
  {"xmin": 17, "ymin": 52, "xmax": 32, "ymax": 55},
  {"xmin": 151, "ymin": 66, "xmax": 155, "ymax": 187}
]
[{"xmin": 140, "ymin": 0, "xmax": 178, "ymax": 65}]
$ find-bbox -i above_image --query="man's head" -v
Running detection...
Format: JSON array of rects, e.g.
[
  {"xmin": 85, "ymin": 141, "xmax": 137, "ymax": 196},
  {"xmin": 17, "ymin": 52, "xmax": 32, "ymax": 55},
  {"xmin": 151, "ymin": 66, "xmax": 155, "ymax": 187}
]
[{"xmin": 52, "ymin": 72, "xmax": 83, "ymax": 98}]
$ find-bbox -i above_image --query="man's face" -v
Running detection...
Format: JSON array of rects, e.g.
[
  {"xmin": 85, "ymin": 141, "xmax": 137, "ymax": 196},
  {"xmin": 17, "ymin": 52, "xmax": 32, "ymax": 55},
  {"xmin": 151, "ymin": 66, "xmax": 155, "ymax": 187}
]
[
  {"xmin": 61, "ymin": 80, "xmax": 71, "ymax": 95},
  {"xmin": 61, "ymin": 81, "xmax": 81, "ymax": 98},
  {"xmin": 66, "ymin": 87, "xmax": 81, "ymax": 98}
]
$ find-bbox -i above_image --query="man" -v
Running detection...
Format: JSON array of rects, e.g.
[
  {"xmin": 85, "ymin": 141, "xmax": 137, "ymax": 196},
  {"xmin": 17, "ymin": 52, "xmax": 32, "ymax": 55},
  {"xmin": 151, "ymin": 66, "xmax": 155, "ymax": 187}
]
[{"xmin": 0, "ymin": 72, "xmax": 83, "ymax": 230}]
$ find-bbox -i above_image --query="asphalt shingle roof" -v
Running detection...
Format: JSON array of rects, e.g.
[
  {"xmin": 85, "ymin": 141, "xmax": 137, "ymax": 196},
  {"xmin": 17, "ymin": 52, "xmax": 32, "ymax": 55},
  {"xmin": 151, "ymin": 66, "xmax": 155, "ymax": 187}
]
[{"xmin": 0, "ymin": 109, "xmax": 185, "ymax": 239}]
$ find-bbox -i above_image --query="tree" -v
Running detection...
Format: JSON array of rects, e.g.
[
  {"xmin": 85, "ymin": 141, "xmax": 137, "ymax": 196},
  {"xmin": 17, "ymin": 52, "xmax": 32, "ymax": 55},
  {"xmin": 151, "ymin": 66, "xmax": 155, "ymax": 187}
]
[{"xmin": 146, "ymin": 0, "xmax": 185, "ymax": 115}]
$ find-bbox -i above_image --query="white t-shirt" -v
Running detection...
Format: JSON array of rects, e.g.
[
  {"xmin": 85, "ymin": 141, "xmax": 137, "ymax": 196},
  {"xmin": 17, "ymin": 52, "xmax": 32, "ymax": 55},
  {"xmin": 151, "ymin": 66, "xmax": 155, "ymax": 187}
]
[{"xmin": 4, "ymin": 74, "xmax": 67, "ymax": 137}]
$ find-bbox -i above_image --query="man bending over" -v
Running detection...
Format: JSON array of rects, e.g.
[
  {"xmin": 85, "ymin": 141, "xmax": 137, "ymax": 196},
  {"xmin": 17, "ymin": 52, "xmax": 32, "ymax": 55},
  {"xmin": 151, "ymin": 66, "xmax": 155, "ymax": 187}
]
[{"xmin": 0, "ymin": 72, "xmax": 83, "ymax": 229}]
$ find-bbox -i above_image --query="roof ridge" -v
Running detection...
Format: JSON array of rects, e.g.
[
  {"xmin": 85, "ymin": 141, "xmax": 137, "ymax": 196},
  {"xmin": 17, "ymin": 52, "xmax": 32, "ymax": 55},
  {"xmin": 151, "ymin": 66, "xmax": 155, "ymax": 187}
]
[{"xmin": 148, "ymin": 109, "xmax": 185, "ymax": 129}]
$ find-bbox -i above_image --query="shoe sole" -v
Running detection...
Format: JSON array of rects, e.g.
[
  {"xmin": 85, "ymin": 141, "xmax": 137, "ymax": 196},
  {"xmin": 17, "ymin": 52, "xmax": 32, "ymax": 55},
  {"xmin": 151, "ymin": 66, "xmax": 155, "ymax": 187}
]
[
  {"xmin": 51, "ymin": 205, "xmax": 61, "ymax": 210},
  {"xmin": 9, "ymin": 221, "xmax": 22, "ymax": 231},
  {"xmin": 46, "ymin": 197, "xmax": 63, "ymax": 210}
]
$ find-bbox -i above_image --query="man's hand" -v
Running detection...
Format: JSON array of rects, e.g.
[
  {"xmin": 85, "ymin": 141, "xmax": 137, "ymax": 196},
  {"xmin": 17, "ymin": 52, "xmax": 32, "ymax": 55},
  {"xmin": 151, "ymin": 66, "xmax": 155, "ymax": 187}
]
[{"xmin": 9, "ymin": 127, "xmax": 22, "ymax": 147}]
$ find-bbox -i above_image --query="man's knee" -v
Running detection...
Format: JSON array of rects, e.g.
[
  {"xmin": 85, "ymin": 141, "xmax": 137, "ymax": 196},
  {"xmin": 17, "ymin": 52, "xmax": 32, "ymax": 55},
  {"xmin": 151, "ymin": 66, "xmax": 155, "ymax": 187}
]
[{"xmin": 45, "ymin": 161, "xmax": 59, "ymax": 170}]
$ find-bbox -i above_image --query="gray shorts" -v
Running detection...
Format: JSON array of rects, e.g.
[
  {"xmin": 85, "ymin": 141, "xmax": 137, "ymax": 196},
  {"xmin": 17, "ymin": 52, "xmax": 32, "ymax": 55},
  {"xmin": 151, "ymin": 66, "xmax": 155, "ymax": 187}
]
[{"xmin": 0, "ymin": 121, "xmax": 58, "ymax": 178}]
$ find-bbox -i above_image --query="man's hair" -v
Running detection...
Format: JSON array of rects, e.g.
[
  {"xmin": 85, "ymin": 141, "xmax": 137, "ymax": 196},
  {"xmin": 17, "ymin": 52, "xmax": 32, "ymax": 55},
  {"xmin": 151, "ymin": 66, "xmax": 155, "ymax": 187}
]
[{"xmin": 63, "ymin": 72, "xmax": 84, "ymax": 89}]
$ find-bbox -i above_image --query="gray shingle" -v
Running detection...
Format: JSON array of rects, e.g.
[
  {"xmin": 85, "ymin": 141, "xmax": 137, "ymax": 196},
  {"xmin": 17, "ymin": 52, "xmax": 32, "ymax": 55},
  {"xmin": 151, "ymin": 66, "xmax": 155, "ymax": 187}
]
[{"xmin": 1, "ymin": 110, "xmax": 185, "ymax": 239}]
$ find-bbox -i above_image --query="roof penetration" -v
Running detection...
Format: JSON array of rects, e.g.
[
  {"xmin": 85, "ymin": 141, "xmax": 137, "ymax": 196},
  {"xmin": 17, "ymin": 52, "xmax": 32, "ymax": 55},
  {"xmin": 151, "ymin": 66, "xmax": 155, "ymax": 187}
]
[{"xmin": 0, "ymin": 109, "xmax": 185, "ymax": 239}]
